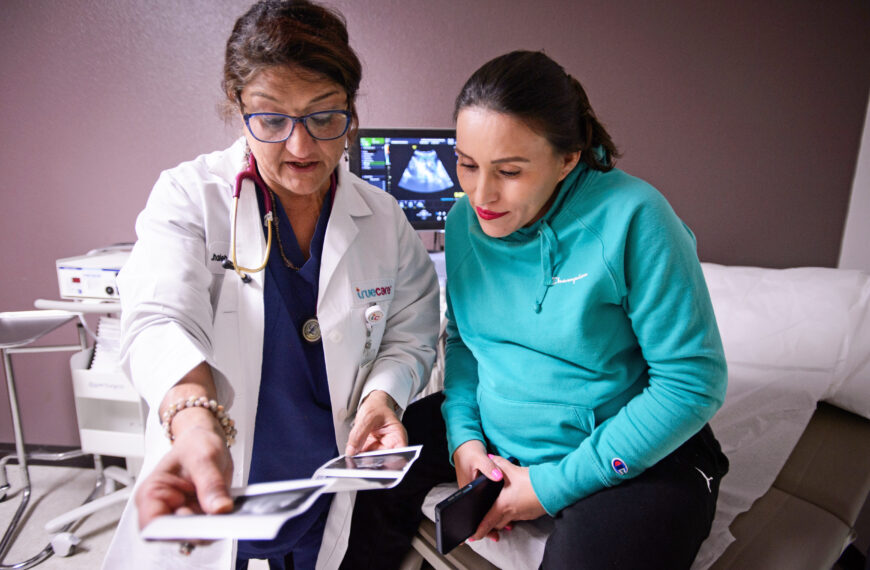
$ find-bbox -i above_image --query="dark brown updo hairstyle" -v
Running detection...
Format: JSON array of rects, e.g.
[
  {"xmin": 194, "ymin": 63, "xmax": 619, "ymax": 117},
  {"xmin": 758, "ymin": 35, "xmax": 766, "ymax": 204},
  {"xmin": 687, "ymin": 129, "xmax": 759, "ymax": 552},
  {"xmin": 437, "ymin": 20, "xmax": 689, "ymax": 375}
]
[
  {"xmin": 454, "ymin": 50, "xmax": 619, "ymax": 172},
  {"xmin": 223, "ymin": 0, "xmax": 362, "ymax": 140}
]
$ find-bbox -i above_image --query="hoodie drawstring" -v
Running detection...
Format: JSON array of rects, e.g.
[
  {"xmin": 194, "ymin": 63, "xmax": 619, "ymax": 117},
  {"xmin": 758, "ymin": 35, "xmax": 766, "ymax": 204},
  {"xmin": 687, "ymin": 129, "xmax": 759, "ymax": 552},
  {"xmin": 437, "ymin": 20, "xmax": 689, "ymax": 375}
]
[{"xmin": 534, "ymin": 222, "xmax": 557, "ymax": 313}]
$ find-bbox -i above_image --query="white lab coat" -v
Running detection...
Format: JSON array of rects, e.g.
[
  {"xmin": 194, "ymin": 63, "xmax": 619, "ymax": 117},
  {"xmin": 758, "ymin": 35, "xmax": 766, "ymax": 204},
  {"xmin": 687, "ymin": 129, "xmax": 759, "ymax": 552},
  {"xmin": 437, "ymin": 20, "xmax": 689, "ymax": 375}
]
[{"xmin": 103, "ymin": 138, "xmax": 439, "ymax": 569}]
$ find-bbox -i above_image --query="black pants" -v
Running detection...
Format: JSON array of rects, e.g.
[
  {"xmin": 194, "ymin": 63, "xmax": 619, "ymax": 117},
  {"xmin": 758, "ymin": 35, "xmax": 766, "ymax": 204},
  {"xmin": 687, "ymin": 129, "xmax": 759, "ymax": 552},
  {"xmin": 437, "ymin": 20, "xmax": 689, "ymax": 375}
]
[{"xmin": 341, "ymin": 393, "xmax": 729, "ymax": 570}]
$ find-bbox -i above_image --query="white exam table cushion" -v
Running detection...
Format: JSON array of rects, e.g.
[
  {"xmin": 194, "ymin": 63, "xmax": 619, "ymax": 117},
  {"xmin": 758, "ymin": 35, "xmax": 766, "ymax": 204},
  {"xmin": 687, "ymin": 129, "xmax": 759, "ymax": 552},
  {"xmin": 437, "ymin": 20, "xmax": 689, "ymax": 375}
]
[{"xmin": 695, "ymin": 264, "xmax": 870, "ymax": 568}]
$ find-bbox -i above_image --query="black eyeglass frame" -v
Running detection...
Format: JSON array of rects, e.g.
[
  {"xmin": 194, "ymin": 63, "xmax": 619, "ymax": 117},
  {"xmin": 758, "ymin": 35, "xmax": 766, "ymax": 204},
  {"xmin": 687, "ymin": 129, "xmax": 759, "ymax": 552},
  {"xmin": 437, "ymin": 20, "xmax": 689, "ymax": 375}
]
[{"xmin": 242, "ymin": 109, "xmax": 352, "ymax": 143}]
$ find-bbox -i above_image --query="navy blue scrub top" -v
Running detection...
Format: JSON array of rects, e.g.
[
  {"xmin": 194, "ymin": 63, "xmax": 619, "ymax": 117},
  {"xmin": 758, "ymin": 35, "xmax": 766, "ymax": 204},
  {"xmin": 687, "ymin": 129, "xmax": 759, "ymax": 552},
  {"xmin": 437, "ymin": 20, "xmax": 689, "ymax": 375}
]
[{"xmin": 237, "ymin": 176, "xmax": 338, "ymax": 562}]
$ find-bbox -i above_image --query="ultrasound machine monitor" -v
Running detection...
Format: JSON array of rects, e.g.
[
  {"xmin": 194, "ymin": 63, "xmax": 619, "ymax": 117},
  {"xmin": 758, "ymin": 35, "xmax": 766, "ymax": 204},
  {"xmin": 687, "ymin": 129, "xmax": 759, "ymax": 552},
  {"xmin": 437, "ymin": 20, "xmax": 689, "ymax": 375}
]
[{"xmin": 348, "ymin": 128, "xmax": 463, "ymax": 230}]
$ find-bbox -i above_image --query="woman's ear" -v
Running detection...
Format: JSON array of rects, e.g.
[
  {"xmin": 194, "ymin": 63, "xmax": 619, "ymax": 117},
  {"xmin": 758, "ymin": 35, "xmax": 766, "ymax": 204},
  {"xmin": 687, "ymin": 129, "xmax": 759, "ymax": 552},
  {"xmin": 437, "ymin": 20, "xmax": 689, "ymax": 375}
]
[{"xmin": 558, "ymin": 150, "xmax": 582, "ymax": 181}]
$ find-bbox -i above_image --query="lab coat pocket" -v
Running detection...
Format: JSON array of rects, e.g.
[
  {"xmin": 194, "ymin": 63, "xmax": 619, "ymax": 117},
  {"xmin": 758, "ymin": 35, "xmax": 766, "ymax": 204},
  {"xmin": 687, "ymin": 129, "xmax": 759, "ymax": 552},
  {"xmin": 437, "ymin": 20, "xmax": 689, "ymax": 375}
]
[
  {"xmin": 209, "ymin": 270, "xmax": 242, "ymax": 409},
  {"xmin": 213, "ymin": 269, "xmax": 239, "ymax": 318},
  {"xmin": 478, "ymin": 391, "xmax": 595, "ymax": 464}
]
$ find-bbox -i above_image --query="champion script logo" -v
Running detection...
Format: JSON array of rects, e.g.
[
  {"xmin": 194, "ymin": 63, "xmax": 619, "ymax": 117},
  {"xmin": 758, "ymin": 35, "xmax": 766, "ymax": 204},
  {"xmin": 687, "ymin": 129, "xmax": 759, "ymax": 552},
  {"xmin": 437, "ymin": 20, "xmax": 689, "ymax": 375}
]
[{"xmin": 551, "ymin": 273, "xmax": 588, "ymax": 285}]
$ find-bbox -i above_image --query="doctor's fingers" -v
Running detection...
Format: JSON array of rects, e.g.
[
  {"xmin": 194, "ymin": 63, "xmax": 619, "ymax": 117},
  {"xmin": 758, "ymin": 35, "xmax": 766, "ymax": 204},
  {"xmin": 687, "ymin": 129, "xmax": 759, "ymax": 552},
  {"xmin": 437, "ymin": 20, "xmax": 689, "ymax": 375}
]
[
  {"xmin": 345, "ymin": 406, "xmax": 405, "ymax": 455},
  {"xmin": 346, "ymin": 419, "xmax": 407, "ymax": 455},
  {"xmin": 358, "ymin": 428, "xmax": 407, "ymax": 454},
  {"xmin": 136, "ymin": 471, "xmax": 196, "ymax": 529},
  {"xmin": 172, "ymin": 430, "xmax": 235, "ymax": 515},
  {"xmin": 187, "ymin": 455, "xmax": 234, "ymax": 515}
]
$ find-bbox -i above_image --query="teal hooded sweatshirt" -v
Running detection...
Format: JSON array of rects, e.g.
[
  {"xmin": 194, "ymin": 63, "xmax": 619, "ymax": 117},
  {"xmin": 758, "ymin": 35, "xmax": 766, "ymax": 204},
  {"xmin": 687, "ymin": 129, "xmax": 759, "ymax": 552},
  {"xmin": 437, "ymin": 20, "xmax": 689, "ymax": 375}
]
[{"xmin": 442, "ymin": 159, "xmax": 727, "ymax": 515}]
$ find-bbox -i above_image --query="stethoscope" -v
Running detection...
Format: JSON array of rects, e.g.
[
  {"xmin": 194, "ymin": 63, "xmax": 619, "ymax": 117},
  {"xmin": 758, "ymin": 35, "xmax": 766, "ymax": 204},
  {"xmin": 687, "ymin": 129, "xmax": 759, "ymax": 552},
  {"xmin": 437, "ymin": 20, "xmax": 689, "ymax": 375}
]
[
  {"xmin": 221, "ymin": 154, "xmax": 385, "ymax": 344},
  {"xmin": 221, "ymin": 153, "xmax": 274, "ymax": 284}
]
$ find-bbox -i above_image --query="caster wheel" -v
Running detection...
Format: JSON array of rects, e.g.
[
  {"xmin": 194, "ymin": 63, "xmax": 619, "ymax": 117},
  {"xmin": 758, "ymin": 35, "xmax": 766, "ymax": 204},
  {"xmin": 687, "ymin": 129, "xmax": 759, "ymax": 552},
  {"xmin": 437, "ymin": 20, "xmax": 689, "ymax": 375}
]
[{"xmin": 50, "ymin": 532, "xmax": 81, "ymax": 557}]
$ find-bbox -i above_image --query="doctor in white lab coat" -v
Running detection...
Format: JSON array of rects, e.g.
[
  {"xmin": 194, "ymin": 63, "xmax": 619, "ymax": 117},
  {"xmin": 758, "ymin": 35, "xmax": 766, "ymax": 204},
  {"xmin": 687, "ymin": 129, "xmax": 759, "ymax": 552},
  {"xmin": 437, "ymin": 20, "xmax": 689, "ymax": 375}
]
[{"xmin": 103, "ymin": 2, "xmax": 439, "ymax": 568}]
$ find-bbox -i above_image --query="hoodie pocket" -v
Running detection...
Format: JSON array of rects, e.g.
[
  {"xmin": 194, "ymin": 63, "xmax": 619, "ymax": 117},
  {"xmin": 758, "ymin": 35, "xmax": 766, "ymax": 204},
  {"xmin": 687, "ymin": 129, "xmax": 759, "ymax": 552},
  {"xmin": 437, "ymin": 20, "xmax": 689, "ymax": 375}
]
[{"xmin": 478, "ymin": 390, "xmax": 595, "ymax": 463}]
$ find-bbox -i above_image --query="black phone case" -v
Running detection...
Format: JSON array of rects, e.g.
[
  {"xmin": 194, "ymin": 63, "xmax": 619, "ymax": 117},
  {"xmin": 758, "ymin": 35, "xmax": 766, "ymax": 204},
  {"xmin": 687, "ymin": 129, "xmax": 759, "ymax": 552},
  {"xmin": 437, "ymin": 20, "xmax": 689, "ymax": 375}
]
[{"xmin": 434, "ymin": 474, "xmax": 504, "ymax": 555}]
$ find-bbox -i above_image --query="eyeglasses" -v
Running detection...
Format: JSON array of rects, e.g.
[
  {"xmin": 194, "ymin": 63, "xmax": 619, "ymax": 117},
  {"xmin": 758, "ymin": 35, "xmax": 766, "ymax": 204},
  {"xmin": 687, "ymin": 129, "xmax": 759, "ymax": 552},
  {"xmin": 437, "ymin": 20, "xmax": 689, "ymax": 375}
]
[{"xmin": 243, "ymin": 110, "xmax": 352, "ymax": 143}]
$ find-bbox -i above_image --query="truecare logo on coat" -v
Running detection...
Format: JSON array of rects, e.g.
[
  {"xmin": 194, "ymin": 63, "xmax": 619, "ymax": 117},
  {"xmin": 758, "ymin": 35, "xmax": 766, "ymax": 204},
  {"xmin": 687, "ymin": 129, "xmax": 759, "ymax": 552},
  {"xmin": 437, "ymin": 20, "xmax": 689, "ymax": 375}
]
[
  {"xmin": 356, "ymin": 285, "xmax": 391, "ymax": 299},
  {"xmin": 351, "ymin": 279, "xmax": 395, "ymax": 306}
]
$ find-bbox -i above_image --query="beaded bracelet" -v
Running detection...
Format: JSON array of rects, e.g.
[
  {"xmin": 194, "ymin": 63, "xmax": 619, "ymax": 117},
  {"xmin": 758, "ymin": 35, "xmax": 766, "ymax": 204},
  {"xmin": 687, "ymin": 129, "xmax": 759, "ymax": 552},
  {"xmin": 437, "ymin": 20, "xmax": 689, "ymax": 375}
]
[{"xmin": 161, "ymin": 396, "xmax": 237, "ymax": 447}]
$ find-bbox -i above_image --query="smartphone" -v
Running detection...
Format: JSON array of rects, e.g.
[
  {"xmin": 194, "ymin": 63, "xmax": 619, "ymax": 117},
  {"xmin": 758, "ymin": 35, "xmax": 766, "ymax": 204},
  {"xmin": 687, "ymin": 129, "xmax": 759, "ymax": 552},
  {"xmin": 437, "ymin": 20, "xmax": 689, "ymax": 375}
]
[{"xmin": 434, "ymin": 473, "xmax": 504, "ymax": 555}]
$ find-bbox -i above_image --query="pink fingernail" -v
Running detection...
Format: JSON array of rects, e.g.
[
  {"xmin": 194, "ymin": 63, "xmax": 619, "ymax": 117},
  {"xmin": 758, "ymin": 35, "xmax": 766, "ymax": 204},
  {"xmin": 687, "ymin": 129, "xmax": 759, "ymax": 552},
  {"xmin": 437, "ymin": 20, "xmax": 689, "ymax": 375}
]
[
  {"xmin": 491, "ymin": 468, "xmax": 503, "ymax": 481},
  {"xmin": 505, "ymin": 525, "xmax": 513, "ymax": 531},
  {"xmin": 487, "ymin": 454, "xmax": 495, "ymax": 459}
]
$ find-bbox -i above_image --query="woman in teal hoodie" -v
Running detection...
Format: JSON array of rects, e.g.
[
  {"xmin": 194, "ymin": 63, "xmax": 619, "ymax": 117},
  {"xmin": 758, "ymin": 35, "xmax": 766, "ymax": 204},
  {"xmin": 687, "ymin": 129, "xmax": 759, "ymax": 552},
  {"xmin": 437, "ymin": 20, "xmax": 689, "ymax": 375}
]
[{"xmin": 343, "ymin": 51, "xmax": 729, "ymax": 570}]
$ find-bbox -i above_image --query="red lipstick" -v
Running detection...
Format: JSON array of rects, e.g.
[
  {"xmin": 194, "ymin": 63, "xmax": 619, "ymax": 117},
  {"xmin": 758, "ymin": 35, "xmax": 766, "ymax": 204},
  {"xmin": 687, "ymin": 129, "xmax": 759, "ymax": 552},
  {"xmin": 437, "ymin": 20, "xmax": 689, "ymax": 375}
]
[{"xmin": 476, "ymin": 206, "xmax": 507, "ymax": 221}]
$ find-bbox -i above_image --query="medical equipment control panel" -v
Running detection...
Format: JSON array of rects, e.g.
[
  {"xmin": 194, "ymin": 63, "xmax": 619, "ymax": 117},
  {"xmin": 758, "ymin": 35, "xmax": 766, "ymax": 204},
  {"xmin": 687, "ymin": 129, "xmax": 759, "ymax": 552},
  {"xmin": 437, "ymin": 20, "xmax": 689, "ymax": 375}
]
[{"xmin": 56, "ymin": 247, "xmax": 131, "ymax": 300}]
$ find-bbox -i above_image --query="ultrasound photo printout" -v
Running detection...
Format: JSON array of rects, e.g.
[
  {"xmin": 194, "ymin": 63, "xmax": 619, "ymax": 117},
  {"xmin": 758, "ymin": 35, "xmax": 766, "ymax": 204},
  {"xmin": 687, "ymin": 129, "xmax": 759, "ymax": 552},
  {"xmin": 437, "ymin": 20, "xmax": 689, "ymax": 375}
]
[
  {"xmin": 141, "ymin": 479, "xmax": 334, "ymax": 541},
  {"xmin": 312, "ymin": 445, "xmax": 422, "ymax": 492},
  {"xmin": 316, "ymin": 446, "xmax": 421, "ymax": 477},
  {"xmin": 140, "ymin": 446, "xmax": 423, "ymax": 541}
]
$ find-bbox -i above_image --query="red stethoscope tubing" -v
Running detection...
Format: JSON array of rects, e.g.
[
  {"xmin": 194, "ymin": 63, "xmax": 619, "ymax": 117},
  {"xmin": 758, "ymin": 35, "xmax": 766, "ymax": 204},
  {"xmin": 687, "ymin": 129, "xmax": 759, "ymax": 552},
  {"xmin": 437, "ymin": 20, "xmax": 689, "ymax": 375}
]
[{"xmin": 233, "ymin": 152, "xmax": 273, "ymax": 212}]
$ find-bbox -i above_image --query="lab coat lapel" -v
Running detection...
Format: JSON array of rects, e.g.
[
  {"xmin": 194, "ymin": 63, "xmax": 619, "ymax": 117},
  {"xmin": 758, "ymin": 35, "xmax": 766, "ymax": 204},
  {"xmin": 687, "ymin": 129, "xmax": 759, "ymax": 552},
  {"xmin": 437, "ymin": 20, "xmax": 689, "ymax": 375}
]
[
  {"xmin": 318, "ymin": 173, "xmax": 372, "ymax": 448},
  {"xmin": 319, "ymin": 173, "xmax": 370, "ymax": 305},
  {"xmin": 227, "ymin": 177, "xmax": 266, "ymax": 485}
]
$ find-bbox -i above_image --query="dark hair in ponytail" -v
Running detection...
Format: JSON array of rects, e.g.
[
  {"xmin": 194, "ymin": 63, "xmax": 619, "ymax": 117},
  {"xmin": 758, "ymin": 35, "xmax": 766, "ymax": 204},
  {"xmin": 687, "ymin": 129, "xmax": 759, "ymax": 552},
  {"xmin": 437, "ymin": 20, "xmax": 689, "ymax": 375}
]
[{"xmin": 454, "ymin": 50, "xmax": 619, "ymax": 172}]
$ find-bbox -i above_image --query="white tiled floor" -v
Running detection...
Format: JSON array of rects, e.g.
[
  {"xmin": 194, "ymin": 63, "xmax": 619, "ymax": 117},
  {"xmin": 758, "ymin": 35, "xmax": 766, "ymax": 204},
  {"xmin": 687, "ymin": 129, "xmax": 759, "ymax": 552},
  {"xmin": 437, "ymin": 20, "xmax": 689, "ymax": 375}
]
[
  {"xmin": 0, "ymin": 462, "xmax": 276, "ymax": 570},
  {"xmin": 0, "ymin": 463, "xmax": 124, "ymax": 569}
]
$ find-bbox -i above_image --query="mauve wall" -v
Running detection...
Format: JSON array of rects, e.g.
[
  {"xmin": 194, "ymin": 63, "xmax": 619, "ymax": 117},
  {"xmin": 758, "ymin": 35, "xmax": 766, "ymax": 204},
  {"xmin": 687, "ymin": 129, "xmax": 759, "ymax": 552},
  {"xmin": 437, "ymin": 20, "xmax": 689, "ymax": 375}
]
[{"xmin": 1, "ymin": 0, "xmax": 868, "ymax": 446}]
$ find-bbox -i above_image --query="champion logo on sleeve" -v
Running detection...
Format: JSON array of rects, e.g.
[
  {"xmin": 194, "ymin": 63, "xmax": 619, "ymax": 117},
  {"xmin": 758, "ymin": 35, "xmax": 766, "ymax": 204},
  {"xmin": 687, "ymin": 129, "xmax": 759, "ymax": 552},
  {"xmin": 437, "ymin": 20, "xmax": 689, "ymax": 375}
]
[{"xmin": 611, "ymin": 457, "xmax": 628, "ymax": 476}]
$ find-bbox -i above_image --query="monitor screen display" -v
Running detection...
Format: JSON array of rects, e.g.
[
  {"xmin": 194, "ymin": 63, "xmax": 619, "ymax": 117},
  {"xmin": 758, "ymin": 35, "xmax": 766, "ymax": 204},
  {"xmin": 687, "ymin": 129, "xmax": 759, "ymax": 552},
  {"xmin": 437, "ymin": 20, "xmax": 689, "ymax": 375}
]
[{"xmin": 348, "ymin": 128, "xmax": 464, "ymax": 230}]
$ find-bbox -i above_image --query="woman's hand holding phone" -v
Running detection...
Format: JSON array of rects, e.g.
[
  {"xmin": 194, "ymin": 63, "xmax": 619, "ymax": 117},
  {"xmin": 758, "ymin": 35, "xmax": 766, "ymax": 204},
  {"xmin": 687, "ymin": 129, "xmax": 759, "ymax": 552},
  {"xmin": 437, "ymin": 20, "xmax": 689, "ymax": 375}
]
[
  {"xmin": 452, "ymin": 440, "xmax": 503, "ymax": 488},
  {"xmin": 450, "ymin": 443, "xmax": 547, "ymax": 543},
  {"xmin": 470, "ymin": 455, "xmax": 547, "ymax": 542},
  {"xmin": 448, "ymin": 441, "xmax": 505, "ymax": 544}
]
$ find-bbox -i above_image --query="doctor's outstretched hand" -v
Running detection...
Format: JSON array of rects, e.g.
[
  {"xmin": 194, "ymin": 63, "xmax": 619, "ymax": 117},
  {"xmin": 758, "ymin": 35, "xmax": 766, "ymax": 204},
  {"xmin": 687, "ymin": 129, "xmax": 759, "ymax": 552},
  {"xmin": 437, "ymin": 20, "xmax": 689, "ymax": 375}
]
[
  {"xmin": 136, "ymin": 406, "xmax": 234, "ymax": 531},
  {"xmin": 345, "ymin": 390, "xmax": 407, "ymax": 457}
]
